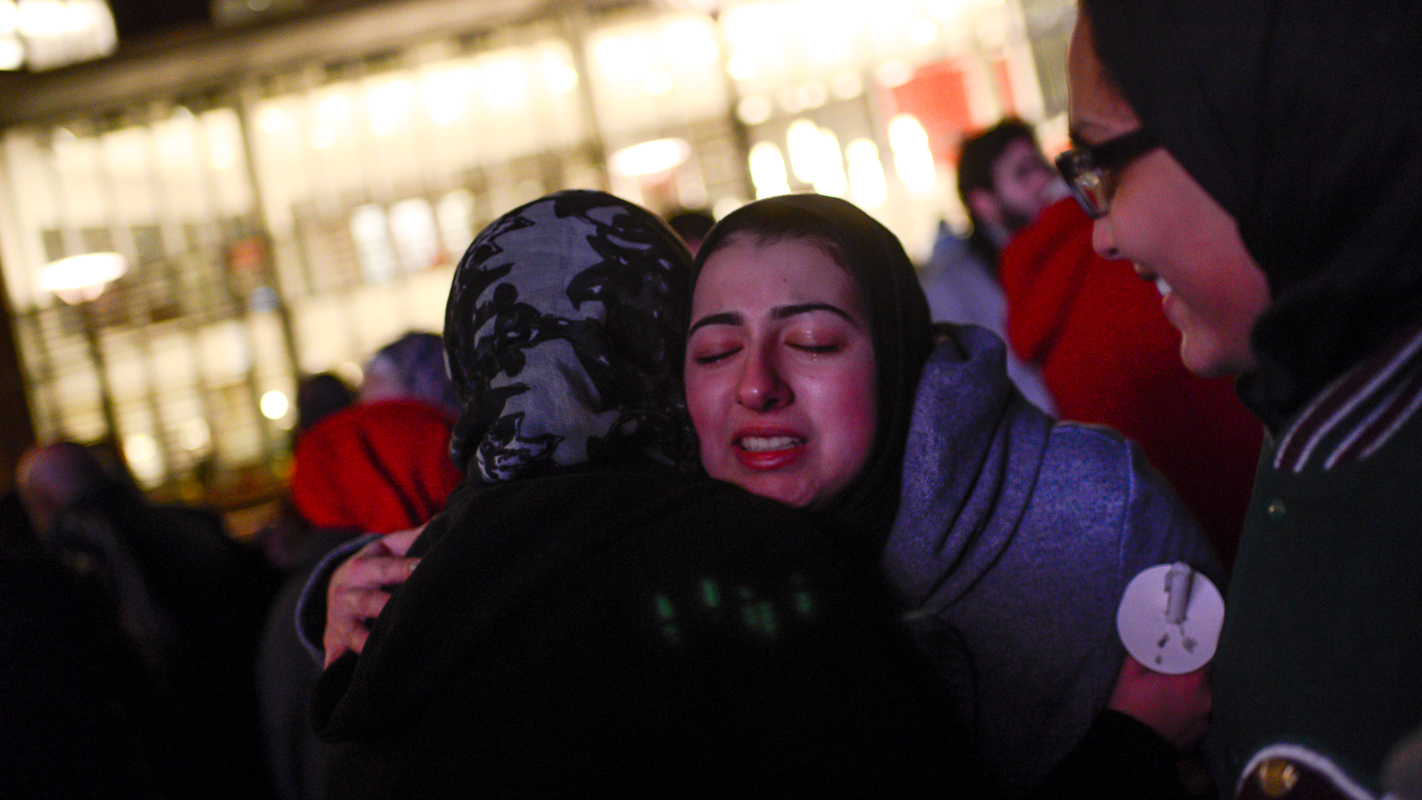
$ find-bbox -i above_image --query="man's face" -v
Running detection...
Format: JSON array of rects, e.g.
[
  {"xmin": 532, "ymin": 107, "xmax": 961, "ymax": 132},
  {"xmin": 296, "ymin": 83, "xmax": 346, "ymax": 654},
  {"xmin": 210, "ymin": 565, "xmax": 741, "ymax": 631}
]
[
  {"xmin": 988, "ymin": 138, "xmax": 1061, "ymax": 232},
  {"xmin": 1066, "ymin": 17, "xmax": 1271, "ymax": 378}
]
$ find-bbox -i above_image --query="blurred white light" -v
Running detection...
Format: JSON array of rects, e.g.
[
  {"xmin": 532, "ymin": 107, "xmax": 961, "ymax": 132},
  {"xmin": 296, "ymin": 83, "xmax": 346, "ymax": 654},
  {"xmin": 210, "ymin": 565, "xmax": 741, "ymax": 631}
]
[
  {"xmin": 388, "ymin": 198, "xmax": 441, "ymax": 273},
  {"xmin": 350, "ymin": 204, "xmax": 398, "ymax": 284},
  {"xmin": 726, "ymin": 52, "xmax": 757, "ymax": 81},
  {"xmin": 908, "ymin": 17, "xmax": 938, "ymax": 45},
  {"xmin": 593, "ymin": 36, "xmax": 625, "ymax": 69},
  {"xmin": 785, "ymin": 119, "xmax": 822, "ymax": 184},
  {"xmin": 15, "ymin": 0, "xmax": 65, "ymax": 37},
  {"xmin": 795, "ymin": 82, "xmax": 827, "ymax": 110},
  {"xmin": 14, "ymin": 0, "xmax": 115, "ymax": 70},
  {"xmin": 777, "ymin": 86, "xmax": 805, "ymax": 114},
  {"xmin": 123, "ymin": 434, "xmax": 160, "ymax": 481},
  {"xmin": 257, "ymin": 106, "xmax": 285, "ymax": 133},
  {"xmin": 260, "ymin": 390, "xmax": 290, "ymax": 421},
  {"xmin": 663, "ymin": 19, "xmax": 718, "ymax": 65},
  {"xmin": 368, "ymin": 79, "xmax": 413, "ymax": 138},
  {"xmin": 812, "ymin": 129, "xmax": 847, "ymax": 197},
  {"xmin": 748, "ymin": 141, "xmax": 790, "ymax": 199},
  {"xmin": 318, "ymin": 92, "xmax": 351, "ymax": 122},
  {"xmin": 829, "ymin": 72, "xmax": 863, "ymax": 100},
  {"xmin": 846, "ymin": 138, "xmax": 887, "ymax": 208},
  {"xmin": 608, "ymin": 138, "xmax": 690, "ymax": 177},
  {"xmin": 0, "ymin": 35, "xmax": 22, "ymax": 69},
  {"xmin": 889, "ymin": 114, "xmax": 937, "ymax": 193},
  {"xmin": 643, "ymin": 68, "xmax": 673, "ymax": 95},
  {"xmin": 179, "ymin": 418, "xmax": 211, "ymax": 452},
  {"xmin": 437, "ymin": 189, "xmax": 476, "ymax": 259},
  {"xmin": 310, "ymin": 123, "xmax": 335, "ymax": 150},
  {"xmin": 875, "ymin": 60, "xmax": 915, "ymax": 88},
  {"xmin": 0, "ymin": 1, "xmax": 16, "ymax": 34},
  {"xmin": 925, "ymin": 0, "xmax": 965, "ymax": 18},
  {"xmin": 541, "ymin": 51, "xmax": 578, "ymax": 93},
  {"xmin": 40, "ymin": 251, "xmax": 127, "ymax": 303},
  {"xmin": 480, "ymin": 57, "xmax": 526, "ymax": 108},
  {"xmin": 210, "ymin": 143, "xmax": 235, "ymax": 170},
  {"xmin": 422, "ymin": 70, "xmax": 467, "ymax": 126},
  {"xmin": 713, "ymin": 196, "xmax": 746, "ymax": 220},
  {"xmin": 736, "ymin": 95, "xmax": 773, "ymax": 126}
]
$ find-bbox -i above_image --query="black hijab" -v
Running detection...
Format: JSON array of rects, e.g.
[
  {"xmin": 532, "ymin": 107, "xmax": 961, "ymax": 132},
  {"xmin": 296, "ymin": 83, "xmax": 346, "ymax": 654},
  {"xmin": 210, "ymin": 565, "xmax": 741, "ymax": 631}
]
[
  {"xmin": 1082, "ymin": 0, "xmax": 1422, "ymax": 428},
  {"xmin": 443, "ymin": 189, "xmax": 697, "ymax": 480},
  {"xmin": 690, "ymin": 194, "xmax": 935, "ymax": 554}
]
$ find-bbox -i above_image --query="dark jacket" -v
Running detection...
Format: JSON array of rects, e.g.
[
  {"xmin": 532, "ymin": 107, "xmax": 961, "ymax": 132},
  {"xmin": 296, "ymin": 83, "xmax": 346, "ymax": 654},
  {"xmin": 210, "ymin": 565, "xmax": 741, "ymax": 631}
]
[{"xmin": 314, "ymin": 460, "xmax": 985, "ymax": 798}]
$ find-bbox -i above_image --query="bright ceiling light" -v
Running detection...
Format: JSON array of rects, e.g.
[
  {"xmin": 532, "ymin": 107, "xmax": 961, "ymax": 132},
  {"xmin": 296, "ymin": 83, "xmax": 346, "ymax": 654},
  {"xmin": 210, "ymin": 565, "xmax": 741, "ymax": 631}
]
[
  {"xmin": 608, "ymin": 138, "xmax": 691, "ymax": 177},
  {"xmin": 39, "ymin": 251, "xmax": 127, "ymax": 303}
]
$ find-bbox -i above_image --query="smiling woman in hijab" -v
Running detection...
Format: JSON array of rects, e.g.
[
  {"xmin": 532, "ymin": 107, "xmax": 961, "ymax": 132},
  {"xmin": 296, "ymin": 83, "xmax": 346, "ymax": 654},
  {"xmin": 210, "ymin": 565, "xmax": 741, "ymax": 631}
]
[
  {"xmin": 308, "ymin": 190, "xmax": 982, "ymax": 799},
  {"xmin": 1069, "ymin": 2, "xmax": 1422, "ymax": 797}
]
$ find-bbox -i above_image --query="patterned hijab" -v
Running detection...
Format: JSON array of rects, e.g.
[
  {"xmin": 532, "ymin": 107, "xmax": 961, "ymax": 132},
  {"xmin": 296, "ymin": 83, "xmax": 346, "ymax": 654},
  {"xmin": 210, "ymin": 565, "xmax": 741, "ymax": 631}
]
[
  {"xmin": 444, "ymin": 190, "xmax": 696, "ymax": 482},
  {"xmin": 690, "ymin": 194, "xmax": 935, "ymax": 554}
]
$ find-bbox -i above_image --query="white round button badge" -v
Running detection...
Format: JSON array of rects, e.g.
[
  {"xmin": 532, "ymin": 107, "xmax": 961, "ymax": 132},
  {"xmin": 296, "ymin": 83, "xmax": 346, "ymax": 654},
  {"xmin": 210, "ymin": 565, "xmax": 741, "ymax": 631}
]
[{"xmin": 1116, "ymin": 562, "xmax": 1225, "ymax": 675}]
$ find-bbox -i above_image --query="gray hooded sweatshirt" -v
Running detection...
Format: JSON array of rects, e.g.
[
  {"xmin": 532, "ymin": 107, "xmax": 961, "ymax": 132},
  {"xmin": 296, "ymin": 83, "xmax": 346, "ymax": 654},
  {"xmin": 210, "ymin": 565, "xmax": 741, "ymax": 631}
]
[{"xmin": 885, "ymin": 324, "xmax": 1221, "ymax": 796}]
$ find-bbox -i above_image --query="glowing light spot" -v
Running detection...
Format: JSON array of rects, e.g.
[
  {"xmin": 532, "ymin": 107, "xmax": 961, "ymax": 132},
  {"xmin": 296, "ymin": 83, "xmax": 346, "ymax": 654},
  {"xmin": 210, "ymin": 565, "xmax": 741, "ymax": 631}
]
[
  {"xmin": 260, "ymin": 390, "xmax": 290, "ymax": 420},
  {"xmin": 908, "ymin": 17, "xmax": 938, "ymax": 45}
]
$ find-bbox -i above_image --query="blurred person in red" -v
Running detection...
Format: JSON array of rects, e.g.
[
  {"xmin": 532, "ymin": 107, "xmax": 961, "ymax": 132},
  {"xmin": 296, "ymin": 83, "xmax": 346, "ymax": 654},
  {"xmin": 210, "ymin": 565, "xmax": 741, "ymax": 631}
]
[
  {"xmin": 993, "ymin": 131, "xmax": 1263, "ymax": 571},
  {"xmin": 257, "ymin": 337, "xmax": 462, "ymax": 800}
]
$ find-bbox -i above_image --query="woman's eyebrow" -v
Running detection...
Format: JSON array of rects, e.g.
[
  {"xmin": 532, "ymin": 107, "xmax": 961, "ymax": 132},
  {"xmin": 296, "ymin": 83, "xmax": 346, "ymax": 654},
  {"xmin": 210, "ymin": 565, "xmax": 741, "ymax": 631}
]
[
  {"xmin": 772, "ymin": 302, "xmax": 855, "ymax": 323},
  {"xmin": 688, "ymin": 311, "xmax": 743, "ymax": 336}
]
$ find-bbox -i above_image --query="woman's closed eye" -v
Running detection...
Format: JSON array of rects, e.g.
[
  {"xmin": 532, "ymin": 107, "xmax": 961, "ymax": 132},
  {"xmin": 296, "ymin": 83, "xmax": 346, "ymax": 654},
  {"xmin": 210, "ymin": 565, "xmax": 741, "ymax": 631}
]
[
  {"xmin": 689, "ymin": 338, "xmax": 743, "ymax": 365},
  {"xmin": 694, "ymin": 348, "xmax": 740, "ymax": 365},
  {"xmin": 789, "ymin": 341, "xmax": 842, "ymax": 355}
]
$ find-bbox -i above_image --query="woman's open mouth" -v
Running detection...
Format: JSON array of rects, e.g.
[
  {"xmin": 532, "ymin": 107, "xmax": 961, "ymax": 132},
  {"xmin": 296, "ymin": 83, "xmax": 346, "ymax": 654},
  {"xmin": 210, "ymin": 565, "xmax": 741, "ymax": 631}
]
[{"xmin": 734, "ymin": 434, "xmax": 806, "ymax": 470}]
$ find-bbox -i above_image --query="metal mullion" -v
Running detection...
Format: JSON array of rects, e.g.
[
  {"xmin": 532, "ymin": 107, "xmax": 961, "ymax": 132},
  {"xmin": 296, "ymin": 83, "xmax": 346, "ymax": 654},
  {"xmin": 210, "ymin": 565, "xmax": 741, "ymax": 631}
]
[
  {"xmin": 96, "ymin": 116, "xmax": 175, "ymax": 484},
  {"xmin": 42, "ymin": 126, "xmax": 119, "ymax": 445},
  {"xmin": 185, "ymin": 102, "xmax": 276, "ymax": 466},
  {"xmin": 142, "ymin": 106, "xmax": 225, "ymax": 473}
]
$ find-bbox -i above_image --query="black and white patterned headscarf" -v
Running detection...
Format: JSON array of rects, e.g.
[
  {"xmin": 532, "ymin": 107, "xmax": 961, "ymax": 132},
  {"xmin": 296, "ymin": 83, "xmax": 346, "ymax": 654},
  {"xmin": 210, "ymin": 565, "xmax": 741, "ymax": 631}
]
[{"xmin": 444, "ymin": 190, "xmax": 695, "ymax": 482}]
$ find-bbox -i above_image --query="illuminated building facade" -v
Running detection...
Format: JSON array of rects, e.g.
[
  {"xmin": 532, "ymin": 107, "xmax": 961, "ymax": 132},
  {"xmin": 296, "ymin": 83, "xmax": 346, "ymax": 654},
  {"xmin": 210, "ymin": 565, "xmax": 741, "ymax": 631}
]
[{"xmin": 0, "ymin": 0, "xmax": 1074, "ymax": 501}]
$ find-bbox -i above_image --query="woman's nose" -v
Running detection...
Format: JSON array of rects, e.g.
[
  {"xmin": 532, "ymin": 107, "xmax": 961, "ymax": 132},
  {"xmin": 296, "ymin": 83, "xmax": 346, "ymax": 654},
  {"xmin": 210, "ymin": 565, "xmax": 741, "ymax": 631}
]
[
  {"xmin": 1092, "ymin": 215, "xmax": 1122, "ymax": 260},
  {"xmin": 735, "ymin": 347, "xmax": 792, "ymax": 411}
]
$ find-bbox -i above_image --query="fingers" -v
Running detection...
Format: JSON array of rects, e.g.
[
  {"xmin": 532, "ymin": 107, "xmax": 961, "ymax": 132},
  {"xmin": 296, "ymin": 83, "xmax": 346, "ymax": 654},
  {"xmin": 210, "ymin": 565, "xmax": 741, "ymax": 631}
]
[
  {"xmin": 336, "ymin": 552, "xmax": 420, "ymax": 591},
  {"xmin": 1107, "ymin": 654, "xmax": 1214, "ymax": 751},
  {"xmin": 322, "ymin": 535, "xmax": 423, "ymax": 667},
  {"xmin": 380, "ymin": 524, "xmax": 425, "ymax": 557},
  {"xmin": 323, "ymin": 586, "xmax": 393, "ymax": 667}
]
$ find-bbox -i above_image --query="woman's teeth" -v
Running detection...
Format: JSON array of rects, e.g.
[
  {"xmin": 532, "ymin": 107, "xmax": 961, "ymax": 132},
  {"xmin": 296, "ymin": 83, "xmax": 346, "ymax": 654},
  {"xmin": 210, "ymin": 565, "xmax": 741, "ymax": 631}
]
[
  {"xmin": 738, "ymin": 435, "xmax": 802, "ymax": 452},
  {"xmin": 1155, "ymin": 277, "xmax": 1173, "ymax": 297}
]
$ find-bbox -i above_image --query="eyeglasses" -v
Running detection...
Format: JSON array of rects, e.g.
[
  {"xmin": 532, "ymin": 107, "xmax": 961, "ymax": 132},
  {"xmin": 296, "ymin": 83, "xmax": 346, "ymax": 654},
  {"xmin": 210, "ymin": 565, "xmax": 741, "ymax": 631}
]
[{"xmin": 1054, "ymin": 128, "xmax": 1159, "ymax": 219}]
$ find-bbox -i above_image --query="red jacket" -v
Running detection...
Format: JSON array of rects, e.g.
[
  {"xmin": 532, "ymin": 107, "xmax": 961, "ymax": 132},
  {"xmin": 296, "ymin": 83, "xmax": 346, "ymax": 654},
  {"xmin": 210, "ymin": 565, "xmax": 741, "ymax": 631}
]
[
  {"xmin": 1000, "ymin": 198, "xmax": 1262, "ymax": 570},
  {"xmin": 291, "ymin": 399, "xmax": 463, "ymax": 535}
]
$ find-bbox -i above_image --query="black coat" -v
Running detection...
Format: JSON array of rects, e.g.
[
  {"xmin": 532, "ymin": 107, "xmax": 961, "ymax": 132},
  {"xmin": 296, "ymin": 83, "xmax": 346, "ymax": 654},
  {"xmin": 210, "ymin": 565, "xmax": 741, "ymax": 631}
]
[{"xmin": 314, "ymin": 460, "xmax": 984, "ymax": 798}]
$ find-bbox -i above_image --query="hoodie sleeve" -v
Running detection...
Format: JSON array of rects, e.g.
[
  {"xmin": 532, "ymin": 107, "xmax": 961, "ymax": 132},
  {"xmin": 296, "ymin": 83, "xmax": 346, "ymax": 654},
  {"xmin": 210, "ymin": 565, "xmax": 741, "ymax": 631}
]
[{"xmin": 1114, "ymin": 438, "xmax": 1225, "ymax": 596}]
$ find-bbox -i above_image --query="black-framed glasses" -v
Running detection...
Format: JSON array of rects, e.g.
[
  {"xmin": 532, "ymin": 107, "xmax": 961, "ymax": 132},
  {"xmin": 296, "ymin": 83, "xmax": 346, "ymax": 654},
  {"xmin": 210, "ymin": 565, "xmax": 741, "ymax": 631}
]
[{"xmin": 1054, "ymin": 128, "xmax": 1159, "ymax": 219}]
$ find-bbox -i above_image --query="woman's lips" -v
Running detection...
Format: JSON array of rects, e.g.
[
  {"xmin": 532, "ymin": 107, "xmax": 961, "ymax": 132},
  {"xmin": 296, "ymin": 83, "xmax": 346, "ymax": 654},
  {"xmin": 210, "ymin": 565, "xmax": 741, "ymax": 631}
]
[{"xmin": 733, "ymin": 433, "xmax": 806, "ymax": 471}]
